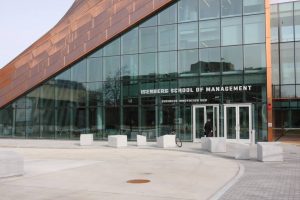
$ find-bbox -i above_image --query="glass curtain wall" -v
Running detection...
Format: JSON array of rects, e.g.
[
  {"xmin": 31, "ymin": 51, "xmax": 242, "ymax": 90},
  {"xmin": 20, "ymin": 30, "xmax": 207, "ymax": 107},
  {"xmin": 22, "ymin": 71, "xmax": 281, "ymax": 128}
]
[
  {"xmin": 271, "ymin": 2, "xmax": 300, "ymax": 129},
  {"xmin": 0, "ymin": 0, "xmax": 267, "ymax": 141}
]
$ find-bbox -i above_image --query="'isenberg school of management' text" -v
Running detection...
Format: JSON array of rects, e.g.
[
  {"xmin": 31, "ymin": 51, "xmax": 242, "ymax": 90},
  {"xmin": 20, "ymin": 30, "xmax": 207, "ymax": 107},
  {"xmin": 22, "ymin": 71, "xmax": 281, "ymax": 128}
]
[{"xmin": 140, "ymin": 85, "xmax": 253, "ymax": 95}]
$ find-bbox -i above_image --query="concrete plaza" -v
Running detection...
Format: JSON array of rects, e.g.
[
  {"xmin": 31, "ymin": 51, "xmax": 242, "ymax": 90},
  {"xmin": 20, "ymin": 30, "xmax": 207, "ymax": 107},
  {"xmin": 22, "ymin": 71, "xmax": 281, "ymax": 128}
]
[{"xmin": 0, "ymin": 139, "xmax": 299, "ymax": 200}]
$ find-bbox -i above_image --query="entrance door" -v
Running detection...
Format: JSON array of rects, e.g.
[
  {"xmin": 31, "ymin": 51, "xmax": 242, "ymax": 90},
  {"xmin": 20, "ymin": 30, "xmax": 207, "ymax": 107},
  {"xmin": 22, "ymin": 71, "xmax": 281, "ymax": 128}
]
[
  {"xmin": 224, "ymin": 104, "xmax": 252, "ymax": 143},
  {"xmin": 192, "ymin": 105, "xmax": 219, "ymax": 142}
]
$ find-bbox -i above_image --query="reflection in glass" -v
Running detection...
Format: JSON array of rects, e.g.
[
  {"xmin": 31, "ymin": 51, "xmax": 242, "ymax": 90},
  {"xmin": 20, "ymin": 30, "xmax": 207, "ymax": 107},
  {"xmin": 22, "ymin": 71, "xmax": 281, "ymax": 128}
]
[
  {"xmin": 280, "ymin": 43, "xmax": 295, "ymax": 84},
  {"xmin": 178, "ymin": 0, "xmax": 198, "ymax": 22},
  {"xmin": 295, "ymin": 2, "xmax": 300, "ymax": 41},
  {"xmin": 103, "ymin": 39, "xmax": 120, "ymax": 56},
  {"xmin": 87, "ymin": 82, "xmax": 103, "ymax": 107},
  {"xmin": 103, "ymin": 56, "xmax": 120, "ymax": 81},
  {"xmin": 141, "ymin": 106, "xmax": 157, "ymax": 140},
  {"xmin": 158, "ymin": 24, "xmax": 177, "ymax": 51},
  {"xmin": 139, "ymin": 53, "xmax": 157, "ymax": 78},
  {"xmin": 87, "ymin": 58, "xmax": 102, "ymax": 82},
  {"xmin": 296, "ymin": 42, "xmax": 300, "ymax": 84},
  {"xmin": 243, "ymin": 14, "xmax": 265, "ymax": 44},
  {"xmin": 279, "ymin": 3, "xmax": 294, "ymax": 42},
  {"xmin": 121, "ymin": 54, "xmax": 138, "ymax": 80},
  {"xmin": 140, "ymin": 16, "xmax": 157, "ymax": 27},
  {"xmin": 122, "ymin": 107, "xmax": 139, "ymax": 140},
  {"xmin": 199, "ymin": 19, "xmax": 220, "ymax": 48},
  {"xmin": 281, "ymin": 85, "xmax": 295, "ymax": 98},
  {"xmin": 271, "ymin": 5, "xmax": 279, "ymax": 43},
  {"xmin": 121, "ymin": 28, "xmax": 138, "ymax": 54},
  {"xmin": 239, "ymin": 107, "xmax": 250, "ymax": 139},
  {"xmin": 71, "ymin": 59, "xmax": 87, "ymax": 83},
  {"xmin": 105, "ymin": 107, "xmax": 120, "ymax": 136},
  {"xmin": 221, "ymin": 46, "xmax": 243, "ymax": 72},
  {"xmin": 272, "ymin": 43, "xmax": 280, "ymax": 84},
  {"xmin": 139, "ymin": 27, "xmax": 157, "ymax": 53},
  {"xmin": 199, "ymin": 48, "xmax": 220, "ymax": 73},
  {"xmin": 178, "ymin": 22, "xmax": 198, "ymax": 49},
  {"xmin": 243, "ymin": 0, "xmax": 264, "ymax": 15},
  {"xmin": 158, "ymin": 4, "xmax": 177, "ymax": 25},
  {"xmin": 244, "ymin": 44, "xmax": 266, "ymax": 70},
  {"xmin": 221, "ymin": 17, "xmax": 242, "ymax": 46},
  {"xmin": 221, "ymin": 0, "xmax": 242, "ymax": 17},
  {"xmin": 89, "ymin": 107, "xmax": 103, "ymax": 139},
  {"xmin": 158, "ymin": 51, "xmax": 177, "ymax": 77},
  {"xmin": 178, "ymin": 49, "xmax": 199, "ymax": 76},
  {"xmin": 199, "ymin": 0, "xmax": 220, "ymax": 20}
]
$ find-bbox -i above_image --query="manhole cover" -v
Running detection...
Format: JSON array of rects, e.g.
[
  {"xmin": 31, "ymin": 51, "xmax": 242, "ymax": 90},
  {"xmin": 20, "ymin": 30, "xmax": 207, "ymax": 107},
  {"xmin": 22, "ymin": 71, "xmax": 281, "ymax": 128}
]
[{"xmin": 127, "ymin": 179, "xmax": 150, "ymax": 184}]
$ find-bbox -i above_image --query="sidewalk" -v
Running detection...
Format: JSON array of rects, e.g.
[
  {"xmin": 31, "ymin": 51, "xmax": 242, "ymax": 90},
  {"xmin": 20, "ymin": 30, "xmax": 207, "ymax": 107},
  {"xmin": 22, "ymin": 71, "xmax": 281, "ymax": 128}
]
[{"xmin": 0, "ymin": 139, "xmax": 299, "ymax": 200}]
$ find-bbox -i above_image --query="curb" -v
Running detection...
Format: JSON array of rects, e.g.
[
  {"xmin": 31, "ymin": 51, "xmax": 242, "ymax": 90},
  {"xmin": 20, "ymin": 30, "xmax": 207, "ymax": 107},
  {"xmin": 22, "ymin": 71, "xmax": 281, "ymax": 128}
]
[{"xmin": 208, "ymin": 162, "xmax": 245, "ymax": 200}]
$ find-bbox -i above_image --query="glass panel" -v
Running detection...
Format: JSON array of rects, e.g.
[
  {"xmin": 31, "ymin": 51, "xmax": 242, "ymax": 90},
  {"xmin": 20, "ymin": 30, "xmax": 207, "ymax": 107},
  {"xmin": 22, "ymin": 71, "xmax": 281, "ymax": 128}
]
[
  {"xmin": 221, "ymin": 46, "xmax": 243, "ymax": 72},
  {"xmin": 71, "ymin": 83, "xmax": 87, "ymax": 107},
  {"xmin": 271, "ymin": 5, "xmax": 279, "ymax": 43},
  {"xmin": 272, "ymin": 43, "xmax": 280, "ymax": 85},
  {"xmin": 55, "ymin": 68, "xmax": 71, "ymax": 81},
  {"xmin": 103, "ymin": 107, "xmax": 119, "ymax": 137},
  {"xmin": 158, "ymin": 24, "xmax": 177, "ymax": 51},
  {"xmin": 158, "ymin": 106, "xmax": 176, "ymax": 137},
  {"xmin": 281, "ymin": 85, "xmax": 295, "ymax": 98},
  {"xmin": 291, "ymin": 109, "xmax": 300, "ymax": 128},
  {"xmin": 0, "ymin": 105, "xmax": 13, "ymax": 137},
  {"xmin": 221, "ymin": 0, "xmax": 242, "ymax": 17},
  {"xmin": 158, "ymin": 3, "xmax": 177, "ymax": 25},
  {"xmin": 56, "ymin": 108, "xmax": 71, "ymax": 139},
  {"xmin": 243, "ymin": 0, "xmax": 264, "ymax": 15},
  {"xmin": 121, "ymin": 28, "xmax": 138, "ymax": 54},
  {"xmin": 87, "ymin": 57, "xmax": 102, "ymax": 82},
  {"xmin": 178, "ymin": 22, "xmax": 198, "ymax": 49},
  {"xmin": 296, "ymin": 85, "xmax": 300, "ymax": 97},
  {"xmin": 221, "ymin": 17, "xmax": 242, "ymax": 46},
  {"xmin": 141, "ymin": 106, "xmax": 157, "ymax": 140},
  {"xmin": 15, "ymin": 109, "xmax": 26, "ymax": 137},
  {"xmin": 178, "ymin": 106, "xmax": 192, "ymax": 141},
  {"xmin": 295, "ymin": 2, "xmax": 300, "ymax": 41},
  {"xmin": 103, "ymin": 39, "xmax": 120, "ymax": 56},
  {"xmin": 239, "ymin": 107, "xmax": 250, "ymax": 139},
  {"xmin": 178, "ymin": 0, "xmax": 198, "ymax": 22},
  {"xmin": 139, "ymin": 53, "xmax": 157, "ymax": 78},
  {"xmin": 158, "ymin": 51, "xmax": 177, "ymax": 78},
  {"xmin": 244, "ymin": 44, "xmax": 266, "ymax": 71},
  {"xmin": 71, "ymin": 59, "xmax": 87, "ymax": 83},
  {"xmin": 87, "ymin": 82, "xmax": 103, "ymax": 107},
  {"xmin": 104, "ymin": 81, "xmax": 120, "ymax": 106},
  {"xmin": 89, "ymin": 107, "xmax": 103, "ymax": 139},
  {"xmin": 122, "ymin": 107, "xmax": 139, "ymax": 140},
  {"xmin": 40, "ymin": 108, "xmax": 55, "ymax": 138},
  {"xmin": 139, "ymin": 27, "xmax": 157, "ymax": 53},
  {"xmin": 226, "ymin": 107, "xmax": 236, "ymax": 139},
  {"xmin": 296, "ymin": 42, "xmax": 300, "ymax": 84},
  {"xmin": 280, "ymin": 43, "xmax": 295, "ymax": 84},
  {"xmin": 199, "ymin": 19, "xmax": 220, "ymax": 48},
  {"xmin": 121, "ymin": 54, "xmax": 138, "ymax": 80},
  {"xmin": 89, "ymin": 48, "xmax": 102, "ymax": 58},
  {"xmin": 140, "ymin": 15, "xmax": 157, "ymax": 27},
  {"xmin": 199, "ymin": 47, "xmax": 221, "ymax": 74},
  {"xmin": 195, "ymin": 107, "xmax": 205, "ymax": 139},
  {"xmin": 199, "ymin": 0, "xmax": 220, "ymax": 20},
  {"xmin": 103, "ymin": 56, "xmax": 120, "ymax": 81},
  {"xmin": 279, "ymin": 3, "xmax": 294, "ymax": 42},
  {"xmin": 243, "ymin": 14, "xmax": 265, "ymax": 44},
  {"xmin": 178, "ymin": 49, "xmax": 199, "ymax": 76}
]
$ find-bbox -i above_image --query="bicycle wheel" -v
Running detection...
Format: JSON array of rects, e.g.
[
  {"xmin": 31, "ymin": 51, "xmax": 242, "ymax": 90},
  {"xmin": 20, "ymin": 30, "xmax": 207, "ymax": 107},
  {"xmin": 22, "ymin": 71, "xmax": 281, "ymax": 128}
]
[{"xmin": 175, "ymin": 137, "xmax": 182, "ymax": 147}]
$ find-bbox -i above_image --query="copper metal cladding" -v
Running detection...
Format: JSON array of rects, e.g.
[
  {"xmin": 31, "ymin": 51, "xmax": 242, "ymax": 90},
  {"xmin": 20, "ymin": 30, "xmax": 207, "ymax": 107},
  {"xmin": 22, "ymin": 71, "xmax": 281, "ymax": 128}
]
[
  {"xmin": 265, "ymin": 0, "xmax": 274, "ymax": 141},
  {"xmin": 0, "ymin": 0, "xmax": 174, "ymax": 109}
]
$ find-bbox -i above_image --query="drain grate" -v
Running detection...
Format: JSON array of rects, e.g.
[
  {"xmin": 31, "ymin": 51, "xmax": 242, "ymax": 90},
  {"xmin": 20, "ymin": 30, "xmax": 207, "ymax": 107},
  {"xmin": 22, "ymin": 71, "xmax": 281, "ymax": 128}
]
[{"xmin": 127, "ymin": 179, "xmax": 150, "ymax": 184}]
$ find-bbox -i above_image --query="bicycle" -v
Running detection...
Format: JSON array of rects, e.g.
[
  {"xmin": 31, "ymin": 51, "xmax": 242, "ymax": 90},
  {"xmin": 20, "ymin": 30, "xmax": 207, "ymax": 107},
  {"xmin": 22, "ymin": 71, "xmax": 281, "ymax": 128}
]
[{"xmin": 171, "ymin": 130, "xmax": 182, "ymax": 148}]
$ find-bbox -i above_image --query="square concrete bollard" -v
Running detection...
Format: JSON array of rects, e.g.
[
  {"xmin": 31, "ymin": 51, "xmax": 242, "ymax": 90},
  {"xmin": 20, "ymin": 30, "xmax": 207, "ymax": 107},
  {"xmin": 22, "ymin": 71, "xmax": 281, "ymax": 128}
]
[
  {"xmin": 0, "ymin": 151, "xmax": 24, "ymax": 178},
  {"xmin": 157, "ymin": 135, "xmax": 176, "ymax": 148},
  {"xmin": 257, "ymin": 142, "xmax": 283, "ymax": 162},
  {"xmin": 208, "ymin": 137, "xmax": 226, "ymax": 153},
  {"xmin": 108, "ymin": 135, "xmax": 127, "ymax": 148},
  {"xmin": 234, "ymin": 143, "xmax": 250, "ymax": 160},
  {"xmin": 80, "ymin": 134, "xmax": 93, "ymax": 146},
  {"xmin": 201, "ymin": 137, "xmax": 209, "ymax": 150},
  {"xmin": 137, "ymin": 135, "xmax": 147, "ymax": 146}
]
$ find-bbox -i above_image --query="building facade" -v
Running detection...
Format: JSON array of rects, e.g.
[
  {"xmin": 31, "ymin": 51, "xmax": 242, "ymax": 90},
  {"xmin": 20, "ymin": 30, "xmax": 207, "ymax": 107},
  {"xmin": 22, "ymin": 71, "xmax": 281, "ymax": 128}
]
[{"xmin": 0, "ymin": 0, "xmax": 293, "ymax": 142}]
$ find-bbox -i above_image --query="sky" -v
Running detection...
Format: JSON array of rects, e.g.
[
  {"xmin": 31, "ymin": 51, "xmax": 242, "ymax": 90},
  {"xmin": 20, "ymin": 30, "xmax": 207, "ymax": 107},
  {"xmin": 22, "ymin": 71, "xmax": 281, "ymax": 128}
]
[{"xmin": 0, "ymin": 0, "xmax": 74, "ymax": 68}]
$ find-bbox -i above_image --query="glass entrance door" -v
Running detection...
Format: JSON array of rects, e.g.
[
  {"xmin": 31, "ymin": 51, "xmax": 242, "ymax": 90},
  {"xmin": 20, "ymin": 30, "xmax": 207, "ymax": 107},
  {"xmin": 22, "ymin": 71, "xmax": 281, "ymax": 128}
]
[
  {"xmin": 224, "ymin": 104, "xmax": 252, "ymax": 143},
  {"xmin": 192, "ymin": 105, "xmax": 219, "ymax": 142}
]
